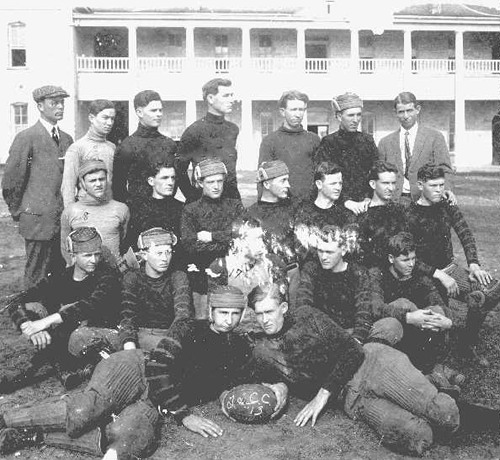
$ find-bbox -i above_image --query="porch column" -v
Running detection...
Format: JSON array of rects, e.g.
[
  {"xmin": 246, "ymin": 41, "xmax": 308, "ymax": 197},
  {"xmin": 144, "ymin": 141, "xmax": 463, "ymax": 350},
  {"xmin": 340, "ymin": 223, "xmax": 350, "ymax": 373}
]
[
  {"xmin": 454, "ymin": 30, "xmax": 465, "ymax": 166},
  {"xmin": 241, "ymin": 26, "xmax": 251, "ymax": 71},
  {"xmin": 350, "ymin": 29, "xmax": 359, "ymax": 75},
  {"xmin": 297, "ymin": 26, "xmax": 306, "ymax": 71},
  {"xmin": 186, "ymin": 98, "xmax": 197, "ymax": 126},
  {"xmin": 128, "ymin": 25, "xmax": 137, "ymax": 74},
  {"xmin": 185, "ymin": 25, "xmax": 195, "ymax": 73},
  {"xmin": 403, "ymin": 29, "xmax": 412, "ymax": 86}
]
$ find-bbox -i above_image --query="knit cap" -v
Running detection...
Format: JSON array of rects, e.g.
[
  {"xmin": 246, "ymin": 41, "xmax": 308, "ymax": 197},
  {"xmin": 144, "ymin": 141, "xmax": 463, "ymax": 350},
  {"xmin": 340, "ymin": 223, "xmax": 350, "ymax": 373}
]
[
  {"xmin": 194, "ymin": 158, "xmax": 227, "ymax": 181},
  {"xmin": 78, "ymin": 159, "xmax": 108, "ymax": 180},
  {"xmin": 208, "ymin": 285, "xmax": 246, "ymax": 310},
  {"xmin": 137, "ymin": 228, "xmax": 177, "ymax": 250},
  {"xmin": 256, "ymin": 160, "xmax": 289, "ymax": 182},
  {"xmin": 332, "ymin": 92, "xmax": 363, "ymax": 112},
  {"xmin": 67, "ymin": 226, "xmax": 102, "ymax": 253}
]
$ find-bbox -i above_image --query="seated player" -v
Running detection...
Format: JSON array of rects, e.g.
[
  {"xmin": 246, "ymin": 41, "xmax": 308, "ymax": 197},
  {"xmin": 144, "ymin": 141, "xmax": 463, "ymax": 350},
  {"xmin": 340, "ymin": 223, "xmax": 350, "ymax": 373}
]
[
  {"xmin": 0, "ymin": 286, "xmax": 282, "ymax": 458},
  {"xmin": 248, "ymin": 282, "xmax": 500, "ymax": 456},
  {"xmin": 119, "ymin": 228, "xmax": 193, "ymax": 351},
  {"xmin": 181, "ymin": 158, "xmax": 247, "ymax": 318},
  {"xmin": 369, "ymin": 232, "xmax": 455, "ymax": 377},
  {"xmin": 6, "ymin": 227, "xmax": 121, "ymax": 390},
  {"xmin": 61, "ymin": 160, "xmax": 130, "ymax": 268},
  {"xmin": 248, "ymin": 160, "xmax": 300, "ymax": 303},
  {"xmin": 126, "ymin": 160, "xmax": 183, "ymax": 255},
  {"xmin": 296, "ymin": 224, "xmax": 390, "ymax": 344},
  {"xmin": 357, "ymin": 160, "xmax": 410, "ymax": 268},
  {"xmin": 407, "ymin": 164, "xmax": 500, "ymax": 360}
]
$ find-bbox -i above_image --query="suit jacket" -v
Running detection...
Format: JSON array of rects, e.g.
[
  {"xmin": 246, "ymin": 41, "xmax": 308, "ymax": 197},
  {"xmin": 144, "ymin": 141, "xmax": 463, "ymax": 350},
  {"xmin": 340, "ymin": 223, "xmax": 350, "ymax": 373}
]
[
  {"xmin": 2, "ymin": 121, "xmax": 73, "ymax": 240},
  {"xmin": 378, "ymin": 125, "xmax": 454, "ymax": 200}
]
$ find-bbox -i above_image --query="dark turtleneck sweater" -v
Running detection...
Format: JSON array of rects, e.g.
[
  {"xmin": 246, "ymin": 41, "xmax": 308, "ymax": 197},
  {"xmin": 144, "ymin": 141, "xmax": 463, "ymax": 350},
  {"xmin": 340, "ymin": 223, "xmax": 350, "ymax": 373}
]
[
  {"xmin": 314, "ymin": 129, "xmax": 379, "ymax": 202},
  {"xmin": 258, "ymin": 125, "xmax": 320, "ymax": 199},
  {"xmin": 177, "ymin": 112, "xmax": 240, "ymax": 203},
  {"xmin": 247, "ymin": 198, "xmax": 298, "ymax": 265},
  {"xmin": 248, "ymin": 306, "xmax": 365, "ymax": 401},
  {"xmin": 181, "ymin": 194, "xmax": 247, "ymax": 270},
  {"xmin": 112, "ymin": 124, "xmax": 177, "ymax": 205}
]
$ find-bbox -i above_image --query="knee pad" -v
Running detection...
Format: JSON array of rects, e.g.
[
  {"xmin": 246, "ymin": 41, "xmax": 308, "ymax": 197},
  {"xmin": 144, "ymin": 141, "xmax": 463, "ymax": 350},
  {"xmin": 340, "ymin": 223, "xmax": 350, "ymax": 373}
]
[
  {"xmin": 370, "ymin": 318, "xmax": 404, "ymax": 346},
  {"xmin": 361, "ymin": 398, "xmax": 433, "ymax": 456},
  {"xmin": 425, "ymin": 392, "xmax": 460, "ymax": 433},
  {"xmin": 104, "ymin": 401, "xmax": 160, "ymax": 460}
]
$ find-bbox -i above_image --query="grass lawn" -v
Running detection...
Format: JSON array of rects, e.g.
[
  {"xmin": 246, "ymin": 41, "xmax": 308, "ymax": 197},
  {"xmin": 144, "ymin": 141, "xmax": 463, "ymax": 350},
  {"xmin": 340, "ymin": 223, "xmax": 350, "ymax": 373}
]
[{"xmin": 0, "ymin": 171, "xmax": 499, "ymax": 459}]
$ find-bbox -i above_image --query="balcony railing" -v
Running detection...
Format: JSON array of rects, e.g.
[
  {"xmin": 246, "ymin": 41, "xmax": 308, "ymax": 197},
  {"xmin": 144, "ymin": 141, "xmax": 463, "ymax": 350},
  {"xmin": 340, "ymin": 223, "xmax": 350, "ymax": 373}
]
[
  {"xmin": 138, "ymin": 57, "xmax": 186, "ymax": 72},
  {"xmin": 305, "ymin": 58, "xmax": 351, "ymax": 73},
  {"xmin": 359, "ymin": 58, "xmax": 404, "ymax": 73},
  {"xmin": 465, "ymin": 59, "xmax": 500, "ymax": 75},
  {"xmin": 412, "ymin": 59, "xmax": 455, "ymax": 74},
  {"xmin": 76, "ymin": 56, "xmax": 500, "ymax": 76},
  {"xmin": 194, "ymin": 57, "xmax": 242, "ymax": 73},
  {"xmin": 77, "ymin": 56, "xmax": 129, "ymax": 72}
]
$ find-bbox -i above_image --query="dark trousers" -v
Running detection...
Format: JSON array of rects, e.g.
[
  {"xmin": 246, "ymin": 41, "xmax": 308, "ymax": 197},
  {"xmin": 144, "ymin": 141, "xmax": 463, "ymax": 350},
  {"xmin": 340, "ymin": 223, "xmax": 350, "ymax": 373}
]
[{"xmin": 24, "ymin": 237, "xmax": 65, "ymax": 289}]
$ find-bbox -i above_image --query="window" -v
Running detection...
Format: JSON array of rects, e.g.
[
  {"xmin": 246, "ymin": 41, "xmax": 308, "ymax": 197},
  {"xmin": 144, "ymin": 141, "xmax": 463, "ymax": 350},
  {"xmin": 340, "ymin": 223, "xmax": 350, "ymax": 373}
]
[
  {"xmin": 8, "ymin": 22, "xmax": 26, "ymax": 67},
  {"xmin": 259, "ymin": 35, "xmax": 272, "ymax": 49},
  {"xmin": 11, "ymin": 103, "xmax": 28, "ymax": 135},
  {"xmin": 168, "ymin": 34, "xmax": 182, "ymax": 47},
  {"xmin": 260, "ymin": 112, "xmax": 274, "ymax": 137},
  {"xmin": 215, "ymin": 34, "xmax": 228, "ymax": 56}
]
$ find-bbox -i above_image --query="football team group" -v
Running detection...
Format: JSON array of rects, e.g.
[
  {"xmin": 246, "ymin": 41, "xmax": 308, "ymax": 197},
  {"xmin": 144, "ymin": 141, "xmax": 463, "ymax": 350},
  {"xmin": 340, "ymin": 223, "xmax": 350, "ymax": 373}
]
[{"xmin": 1, "ymin": 78, "xmax": 499, "ymax": 459}]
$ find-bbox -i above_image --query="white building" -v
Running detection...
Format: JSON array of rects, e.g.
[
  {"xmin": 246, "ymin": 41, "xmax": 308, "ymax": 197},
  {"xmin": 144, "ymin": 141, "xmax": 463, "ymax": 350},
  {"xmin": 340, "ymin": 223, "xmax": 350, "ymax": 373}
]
[{"xmin": 1, "ymin": 1, "xmax": 500, "ymax": 168}]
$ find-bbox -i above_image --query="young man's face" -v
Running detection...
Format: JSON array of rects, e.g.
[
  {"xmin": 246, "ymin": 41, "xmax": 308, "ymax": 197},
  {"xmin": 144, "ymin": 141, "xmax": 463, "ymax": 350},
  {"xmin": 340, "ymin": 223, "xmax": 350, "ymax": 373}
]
[
  {"xmin": 207, "ymin": 85, "xmax": 234, "ymax": 116},
  {"xmin": 317, "ymin": 240, "xmax": 346, "ymax": 271},
  {"xmin": 73, "ymin": 250, "xmax": 102, "ymax": 275},
  {"xmin": 38, "ymin": 97, "xmax": 65, "ymax": 124},
  {"xmin": 89, "ymin": 108, "xmax": 116, "ymax": 137},
  {"xmin": 200, "ymin": 173, "xmax": 225, "ymax": 199},
  {"xmin": 148, "ymin": 167, "xmax": 176, "ymax": 199},
  {"xmin": 144, "ymin": 244, "xmax": 173, "ymax": 275},
  {"xmin": 337, "ymin": 107, "xmax": 362, "ymax": 132},
  {"xmin": 370, "ymin": 171, "xmax": 397, "ymax": 202},
  {"xmin": 418, "ymin": 177, "xmax": 445, "ymax": 204},
  {"xmin": 264, "ymin": 174, "xmax": 290, "ymax": 200},
  {"xmin": 389, "ymin": 250, "xmax": 416, "ymax": 278},
  {"xmin": 82, "ymin": 170, "xmax": 107, "ymax": 199},
  {"xmin": 395, "ymin": 102, "xmax": 420, "ymax": 131},
  {"xmin": 280, "ymin": 99, "xmax": 306, "ymax": 130},
  {"xmin": 316, "ymin": 172, "xmax": 343, "ymax": 202},
  {"xmin": 137, "ymin": 100, "xmax": 163, "ymax": 128},
  {"xmin": 254, "ymin": 297, "xmax": 288, "ymax": 336},
  {"xmin": 210, "ymin": 307, "xmax": 243, "ymax": 333}
]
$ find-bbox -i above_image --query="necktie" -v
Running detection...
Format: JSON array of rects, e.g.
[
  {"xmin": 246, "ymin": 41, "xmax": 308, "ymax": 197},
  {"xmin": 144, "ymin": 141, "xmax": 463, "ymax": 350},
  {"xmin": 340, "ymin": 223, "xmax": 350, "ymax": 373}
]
[
  {"xmin": 404, "ymin": 131, "xmax": 411, "ymax": 179},
  {"xmin": 51, "ymin": 126, "xmax": 59, "ymax": 146}
]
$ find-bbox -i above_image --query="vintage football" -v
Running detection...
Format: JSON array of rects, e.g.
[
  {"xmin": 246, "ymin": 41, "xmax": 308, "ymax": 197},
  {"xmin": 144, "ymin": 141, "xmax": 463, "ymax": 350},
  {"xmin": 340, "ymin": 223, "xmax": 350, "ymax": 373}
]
[{"xmin": 221, "ymin": 384, "xmax": 278, "ymax": 424}]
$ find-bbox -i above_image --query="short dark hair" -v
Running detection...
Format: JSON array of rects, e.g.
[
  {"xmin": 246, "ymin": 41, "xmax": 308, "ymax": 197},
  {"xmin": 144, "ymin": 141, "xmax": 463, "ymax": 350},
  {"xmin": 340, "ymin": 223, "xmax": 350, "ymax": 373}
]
[
  {"xmin": 278, "ymin": 90, "xmax": 309, "ymax": 109},
  {"xmin": 417, "ymin": 164, "xmax": 446, "ymax": 182},
  {"xmin": 134, "ymin": 90, "xmax": 162, "ymax": 110},
  {"xmin": 314, "ymin": 161, "xmax": 343, "ymax": 182},
  {"xmin": 368, "ymin": 160, "xmax": 399, "ymax": 182},
  {"xmin": 202, "ymin": 78, "xmax": 232, "ymax": 101},
  {"xmin": 388, "ymin": 232, "xmax": 416, "ymax": 258},
  {"xmin": 318, "ymin": 224, "xmax": 359, "ymax": 254},
  {"xmin": 394, "ymin": 92, "xmax": 419, "ymax": 109},
  {"xmin": 89, "ymin": 99, "xmax": 115, "ymax": 116},
  {"xmin": 247, "ymin": 283, "xmax": 287, "ymax": 311},
  {"xmin": 146, "ymin": 160, "xmax": 176, "ymax": 179}
]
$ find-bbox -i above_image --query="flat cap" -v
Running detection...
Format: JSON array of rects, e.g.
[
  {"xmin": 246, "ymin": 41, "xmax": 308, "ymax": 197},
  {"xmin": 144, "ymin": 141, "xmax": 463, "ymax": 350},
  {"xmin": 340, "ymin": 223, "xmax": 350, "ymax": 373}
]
[{"xmin": 32, "ymin": 85, "xmax": 70, "ymax": 103}]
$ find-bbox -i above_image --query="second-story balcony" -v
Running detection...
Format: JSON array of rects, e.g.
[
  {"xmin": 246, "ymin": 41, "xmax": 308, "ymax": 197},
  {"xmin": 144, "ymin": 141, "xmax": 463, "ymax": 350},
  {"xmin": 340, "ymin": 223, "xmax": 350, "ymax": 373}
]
[{"xmin": 76, "ymin": 56, "xmax": 500, "ymax": 76}]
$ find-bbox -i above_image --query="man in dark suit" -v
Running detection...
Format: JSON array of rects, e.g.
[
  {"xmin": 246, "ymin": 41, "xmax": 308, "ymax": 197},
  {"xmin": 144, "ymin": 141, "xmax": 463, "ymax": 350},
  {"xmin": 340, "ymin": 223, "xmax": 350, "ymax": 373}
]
[
  {"xmin": 2, "ymin": 85, "xmax": 73, "ymax": 288},
  {"xmin": 378, "ymin": 92, "xmax": 454, "ymax": 202}
]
